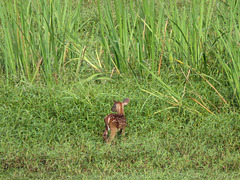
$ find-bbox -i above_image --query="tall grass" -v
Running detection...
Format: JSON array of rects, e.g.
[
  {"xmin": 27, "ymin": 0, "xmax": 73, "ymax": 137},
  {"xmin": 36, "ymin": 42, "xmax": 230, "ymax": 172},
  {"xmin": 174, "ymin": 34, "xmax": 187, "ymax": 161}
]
[
  {"xmin": 98, "ymin": 0, "xmax": 162, "ymax": 74},
  {"xmin": 214, "ymin": 1, "xmax": 240, "ymax": 105},
  {"xmin": 167, "ymin": 0, "xmax": 215, "ymax": 71},
  {"xmin": 0, "ymin": 0, "xmax": 86, "ymax": 84},
  {"xmin": 0, "ymin": 0, "xmax": 240, "ymax": 106},
  {"xmin": 98, "ymin": 0, "xmax": 216, "ymax": 73},
  {"xmin": 97, "ymin": 0, "xmax": 240, "ymax": 107}
]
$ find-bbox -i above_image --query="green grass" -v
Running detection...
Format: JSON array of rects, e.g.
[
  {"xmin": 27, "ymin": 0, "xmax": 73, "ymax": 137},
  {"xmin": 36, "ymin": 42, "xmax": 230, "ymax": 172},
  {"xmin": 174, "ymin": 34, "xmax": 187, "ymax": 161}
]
[
  {"xmin": 1, "ymin": 0, "xmax": 240, "ymax": 104},
  {"xmin": 1, "ymin": 0, "xmax": 240, "ymax": 178},
  {"xmin": 0, "ymin": 76, "xmax": 240, "ymax": 179}
]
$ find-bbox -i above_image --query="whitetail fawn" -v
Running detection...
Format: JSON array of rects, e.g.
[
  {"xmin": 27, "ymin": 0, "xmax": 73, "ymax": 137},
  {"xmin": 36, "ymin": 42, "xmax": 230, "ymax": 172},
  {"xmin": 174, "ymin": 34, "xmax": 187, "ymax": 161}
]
[{"xmin": 103, "ymin": 98, "xmax": 129, "ymax": 143}]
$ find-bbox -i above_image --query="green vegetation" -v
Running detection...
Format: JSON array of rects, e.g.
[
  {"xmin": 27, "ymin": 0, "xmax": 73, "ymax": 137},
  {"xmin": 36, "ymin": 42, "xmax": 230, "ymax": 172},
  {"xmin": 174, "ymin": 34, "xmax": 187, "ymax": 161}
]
[
  {"xmin": 1, "ymin": 79, "xmax": 240, "ymax": 179},
  {"xmin": 0, "ymin": 0, "xmax": 240, "ymax": 179}
]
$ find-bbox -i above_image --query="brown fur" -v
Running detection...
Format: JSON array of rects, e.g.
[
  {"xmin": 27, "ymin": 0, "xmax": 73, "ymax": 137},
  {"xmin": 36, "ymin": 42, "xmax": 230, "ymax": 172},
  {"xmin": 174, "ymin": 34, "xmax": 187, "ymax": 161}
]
[{"xmin": 103, "ymin": 98, "xmax": 129, "ymax": 143}]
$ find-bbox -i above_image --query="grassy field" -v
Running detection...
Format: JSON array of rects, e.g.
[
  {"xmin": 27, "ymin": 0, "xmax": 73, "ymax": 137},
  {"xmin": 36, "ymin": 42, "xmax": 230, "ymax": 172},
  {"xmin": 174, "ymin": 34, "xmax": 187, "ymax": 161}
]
[
  {"xmin": 1, "ymin": 77, "xmax": 240, "ymax": 179},
  {"xmin": 1, "ymin": 0, "xmax": 240, "ymax": 179}
]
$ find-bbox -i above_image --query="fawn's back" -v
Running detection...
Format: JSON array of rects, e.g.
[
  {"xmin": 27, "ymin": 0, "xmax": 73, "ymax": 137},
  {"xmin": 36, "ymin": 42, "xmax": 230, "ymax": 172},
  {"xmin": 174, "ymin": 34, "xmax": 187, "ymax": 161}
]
[{"xmin": 104, "ymin": 113, "xmax": 126, "ymax": 130}]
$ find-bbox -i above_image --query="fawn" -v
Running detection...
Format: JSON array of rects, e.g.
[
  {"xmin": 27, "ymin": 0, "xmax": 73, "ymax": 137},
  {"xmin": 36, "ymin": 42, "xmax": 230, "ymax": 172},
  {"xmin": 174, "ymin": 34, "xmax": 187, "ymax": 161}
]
[{"xmin": 103, "ymin": 98, "xmax": 130, "ymax": 143}]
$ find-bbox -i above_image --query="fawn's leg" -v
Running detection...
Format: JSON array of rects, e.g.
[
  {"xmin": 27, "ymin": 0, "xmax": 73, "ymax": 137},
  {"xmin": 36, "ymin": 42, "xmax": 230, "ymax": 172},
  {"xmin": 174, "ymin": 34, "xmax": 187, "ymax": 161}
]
[{"xmin": 108, "ymin": 127, "xmax": 117, "ymax": 143}]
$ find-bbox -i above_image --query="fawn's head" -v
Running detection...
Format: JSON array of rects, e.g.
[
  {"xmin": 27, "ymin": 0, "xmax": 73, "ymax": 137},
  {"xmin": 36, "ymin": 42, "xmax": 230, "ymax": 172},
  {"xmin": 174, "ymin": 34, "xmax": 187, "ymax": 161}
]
[{"xmin": 111, "ymin": 98, "xmax": 129, "ymax": 115}]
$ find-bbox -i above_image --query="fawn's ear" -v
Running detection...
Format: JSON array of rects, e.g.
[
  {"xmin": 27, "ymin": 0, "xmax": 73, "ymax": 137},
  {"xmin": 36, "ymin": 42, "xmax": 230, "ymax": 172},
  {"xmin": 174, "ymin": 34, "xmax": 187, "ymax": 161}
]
[
  {"xmin": 122, "ymin": 98, "xmax": 129, "ymax": 105},
  {"xmin": 113, "ymin": 100, "xmax": 117, "ymax": 103}
]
